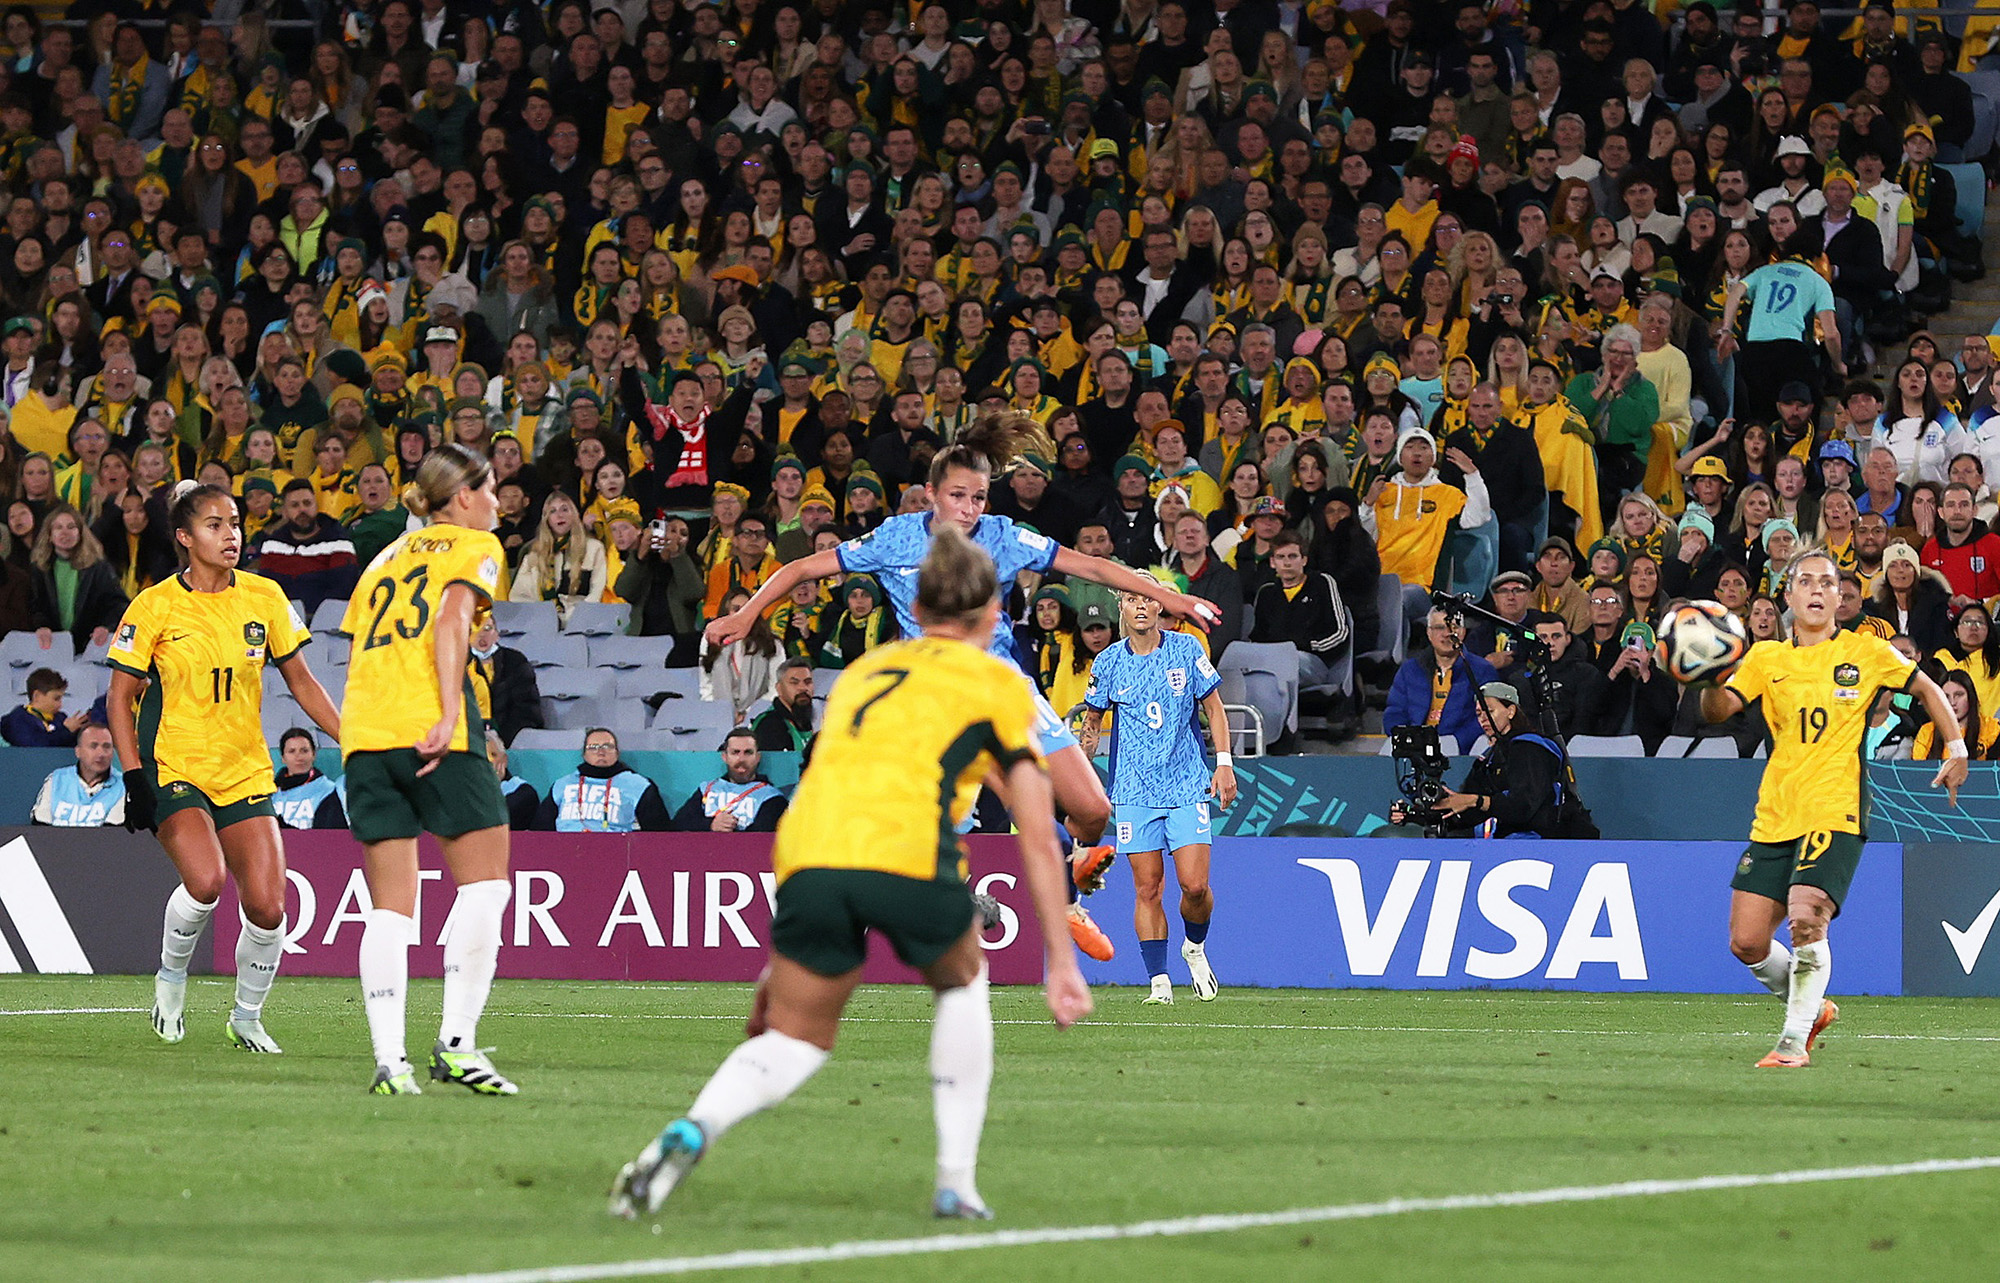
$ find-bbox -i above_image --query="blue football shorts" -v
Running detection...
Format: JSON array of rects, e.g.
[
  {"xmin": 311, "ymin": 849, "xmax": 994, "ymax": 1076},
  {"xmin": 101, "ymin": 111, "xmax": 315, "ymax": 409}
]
[{"xmin": 1113, "ymin": 802, "xmax": 1212, "ymax": 855}]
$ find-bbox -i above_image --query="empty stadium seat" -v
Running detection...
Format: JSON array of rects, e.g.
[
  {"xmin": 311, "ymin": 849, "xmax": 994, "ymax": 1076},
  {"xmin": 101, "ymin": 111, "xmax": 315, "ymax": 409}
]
[
  {"xmin": 298, "ymin": 636, "xmax": 347, "ymax": 670},
  {"xmin": 811, "ymin": 668, "xmax": 841, "ymax": 698},
  {"xmin": 648, "ymin": 722, "xmax": 736, "ymax": 750},
  {"xmin": 0, "ymin": 631, "xmax": 73, "ymax": 680},
  {"xmin": 518, "ymin": 633, "xmax": 589, "ymax": 671},
  {"xmin": 650, "ymin": 697, "xmax": 738, "ymax": 736},
  {"xmin": 310, "ymin": 598, "xmax": 351, "ymax": 637},
  {"xmin": 537, "ymin": 669, "xmax": 616, "ymax": 729},
  {"xmin": 1566, "ymin": 734, "xmax": 1646, "ymax": 757},
  {"xmin": 587, "ymin": 634, "xmax": 675, "ymax": 670},
  {"xmin": 58, "ymin": 665, "xmax": 108, "ymax": 705},
  {"xmin": 561, "ymin": 603, "xmax": 631, "ymax": 637},
  {"xmin": 508, "ymin": 728, "xmax": 577, "ymax": 753},
  {"xmin": 491, "ymin": 601, "xmax": 558, "ymax": 641},
  {"xmin": 617, "ymin": 667, "xmax": 697, "ymax": 701},
  {"xmin": 76, "ymin": 635, "xmax": 112, "ymax": 668},
  {"xmin": 1653, "ymin": 735, "xmax": 1694, "ymax": 759},
  {"xmin": 260, "ymin": 697, "xmax": 308, "ymax": 745},
  {"xmin": 1359, "ymin": 574, "xmax": 1407, "ymax": 668},
  {"xmin": 548, "ymin": 696, "xmax": 644, "ymax": 732},
  {"xmin": 1689, "ymin": 736, "xmax": 1741, "ymax": 759},
  {"xmin": 1375, "ymin": 733, "xmax": 1460, "ymax": 755}
]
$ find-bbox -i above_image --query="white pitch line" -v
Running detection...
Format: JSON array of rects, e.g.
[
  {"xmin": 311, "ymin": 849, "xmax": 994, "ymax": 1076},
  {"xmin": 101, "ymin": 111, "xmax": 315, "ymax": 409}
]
[
  {"xmin": 489, "ymin": 1010, "xmax": 2000, "ymax": 1043},
  {"xmin": 6, "ymin": 1005, "xmax": 1999, "ymax": 1043},
  {"xmin": 373, "ymin": 1155, "xmax": 2000, "ymax": 1283},
  {"xmin": 0, "ymin": 1006, "xmax": 147, "ymax": 1016}
]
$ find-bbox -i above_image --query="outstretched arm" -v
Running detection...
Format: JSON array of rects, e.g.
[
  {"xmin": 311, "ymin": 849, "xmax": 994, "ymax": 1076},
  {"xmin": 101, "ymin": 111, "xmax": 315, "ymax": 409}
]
[
  {"xmin": 704, "ymin": 548, "xmax": 844, "ymax": 646},
  {"xmin": 1050, "ymin": 545, "xmax": 1221, "ymax": 628}
]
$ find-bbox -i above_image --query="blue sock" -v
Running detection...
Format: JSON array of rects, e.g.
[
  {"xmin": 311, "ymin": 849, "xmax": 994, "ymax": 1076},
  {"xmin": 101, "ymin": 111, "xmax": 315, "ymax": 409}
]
[
  {"xmin": 1184, "ymin": 917, "xmax": 1210, "ymax": 946},
  {"xmin": 1139, "ymin": 938, "xmax": 1170, "ymax": 979}
]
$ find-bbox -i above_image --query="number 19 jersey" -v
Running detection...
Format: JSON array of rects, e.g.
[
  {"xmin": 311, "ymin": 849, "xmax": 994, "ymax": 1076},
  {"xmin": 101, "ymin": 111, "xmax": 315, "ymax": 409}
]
[
  {"xmin": 1083, "ymin": 630, "xmax": 1220, "ymax": 808},
  {"xmin": 1724, "ymin": 631, "xmax": 1915, "ymax": 841},
  {"xmin": 107, "ymin": 571, "xmax": 308, "ymax": 805},
  {"xmin": 341, "ymin": 524, "xmax": 504, "ymax": 757},
  {"xmin": 772, "ymin": 637, "xmax": 1043, "ymax": 886}
]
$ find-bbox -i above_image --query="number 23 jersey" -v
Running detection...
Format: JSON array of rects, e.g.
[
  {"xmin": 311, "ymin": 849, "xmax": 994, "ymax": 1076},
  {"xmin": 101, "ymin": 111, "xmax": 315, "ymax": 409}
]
[
  {"xmin": 1724, "ymin": 631, "xmax": 1915, "ymax": 841},
  {"xmin": 773, "ymin": 637, "xmax": 1043, "ymax": 886},
  {"xmin": 107, "ymin": 571, "xmax": 308, "ymax": 805},
  {"xmin": 341, "ymin": 525, "xmax": 504, "ymax": 757}
]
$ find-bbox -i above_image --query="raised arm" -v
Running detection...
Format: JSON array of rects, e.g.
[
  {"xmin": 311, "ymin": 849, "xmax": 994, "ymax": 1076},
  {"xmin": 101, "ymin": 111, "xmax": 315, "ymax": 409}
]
[
  {"xmin": 1050, "ymin": 545, "xmax": 1221, "ymax": 628},
  {"xmin": 704, "ymin": 547, "xmax": 844, "ymax": 646}
]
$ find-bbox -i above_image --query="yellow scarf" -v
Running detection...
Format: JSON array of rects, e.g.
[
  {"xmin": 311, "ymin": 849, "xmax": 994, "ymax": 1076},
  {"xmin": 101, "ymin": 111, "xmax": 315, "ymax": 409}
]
[{"xmin": 108, "ymin": 55, "xmax": 151, "ymax": 129}]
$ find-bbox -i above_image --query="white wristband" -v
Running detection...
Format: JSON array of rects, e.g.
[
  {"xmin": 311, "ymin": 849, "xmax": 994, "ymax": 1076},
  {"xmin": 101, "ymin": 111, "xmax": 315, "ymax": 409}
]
[
  {"xmin": 1947, "ymin": 739, "xmax": 1970, "ymax": 761},
  {"xmin": 1215, "ymin": 752, "xmax": 1234, "ymax": 768}
]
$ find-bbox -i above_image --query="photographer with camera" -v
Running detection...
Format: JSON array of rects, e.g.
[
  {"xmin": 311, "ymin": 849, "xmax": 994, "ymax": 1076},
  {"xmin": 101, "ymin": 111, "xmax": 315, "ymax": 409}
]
[
  {"xmin": 1387, "ymin": 682, "xmax": 1581, "ymax": 838},
  {"xmin": 615, "ymin": 513, "xmax": 707, "ymax": 662},
  {"xmin": 1384, "ymin": 605, "xmax": 1499, "ymax": 752}
]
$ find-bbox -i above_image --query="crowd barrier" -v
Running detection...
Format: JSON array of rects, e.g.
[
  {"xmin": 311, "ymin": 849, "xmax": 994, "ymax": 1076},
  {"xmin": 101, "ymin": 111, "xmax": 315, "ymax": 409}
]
[
  {"xmin": 4, "ymin": 827, "xmax": 1998, "ymax": 997},
  {"xmin": 0, "ymin": 749, "xmax": 1991, "ymax": 843}
]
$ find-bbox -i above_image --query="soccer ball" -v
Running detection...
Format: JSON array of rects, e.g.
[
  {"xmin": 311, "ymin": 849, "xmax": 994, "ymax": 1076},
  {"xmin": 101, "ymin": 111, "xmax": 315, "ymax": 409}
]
[{"xmin": 1657, "ymin": 600, "xmax": 1750, "ymax": 686}]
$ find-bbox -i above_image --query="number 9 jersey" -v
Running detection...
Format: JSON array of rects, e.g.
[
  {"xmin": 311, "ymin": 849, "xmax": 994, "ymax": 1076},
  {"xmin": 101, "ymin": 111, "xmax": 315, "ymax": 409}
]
[
  {"xmin": 340, "ymin": 526, "xmax": 505, "ymax": 757},
  {"xmin": 772, "ymin": 637, "xmax": 1044, "ymax": 886},
  {"xmin": 107, "ymin": 571, "xmax": 308, "ymax": 805}
]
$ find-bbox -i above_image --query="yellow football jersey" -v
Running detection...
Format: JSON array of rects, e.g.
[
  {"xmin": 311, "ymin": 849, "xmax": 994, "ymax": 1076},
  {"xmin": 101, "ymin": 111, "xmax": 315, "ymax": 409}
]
[
  {"xmin": 1725, "ymin": 631, "xmax": 1916, "ymax": 841},
  {"xmin": 340, "ymin": 523, "xmax": 505, "ymax": 757},
  {"xmin": 772, "ymin": 637, "xmax": 1044, "ymax": 886},
  {"xmin": 107, "ymin": 571, "xmax": 309, "ymax": 805}
]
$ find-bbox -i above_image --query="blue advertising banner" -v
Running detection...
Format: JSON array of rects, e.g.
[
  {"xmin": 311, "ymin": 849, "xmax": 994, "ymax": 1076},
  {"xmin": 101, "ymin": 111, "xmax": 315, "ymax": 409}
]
[
  {"xmin": 1900, "ymin": 843, "xmax": 2000, "ymax": 996},
  {"xmin": 1076, "ymin": 838, "xmax": 1906, "ymax": 994}
]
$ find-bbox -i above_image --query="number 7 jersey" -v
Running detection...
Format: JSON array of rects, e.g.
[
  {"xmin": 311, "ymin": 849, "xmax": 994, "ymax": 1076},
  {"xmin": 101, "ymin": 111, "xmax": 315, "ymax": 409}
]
[
  {"xmin": 772, "ymin": 637, "xmax": 1044, "ymax": 886},
  {"xmin": 341, "ymin": 524, "xmax": 505, "ymax": 757},
  {"xmin": 106, "ymin": 571, "xmax": 308, "ymax": 805}
]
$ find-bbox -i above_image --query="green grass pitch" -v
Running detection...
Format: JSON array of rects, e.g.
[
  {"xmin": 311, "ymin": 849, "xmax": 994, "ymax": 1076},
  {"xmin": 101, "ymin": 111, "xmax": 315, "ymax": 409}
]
[{"xmin": 5, "ymin": 977, "xmax": 2000, "ymax": 1281}]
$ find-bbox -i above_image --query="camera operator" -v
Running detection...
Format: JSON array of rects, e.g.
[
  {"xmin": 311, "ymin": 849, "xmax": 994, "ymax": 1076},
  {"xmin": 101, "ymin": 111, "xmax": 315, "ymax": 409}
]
[
  {"xmin": 1387, "ymin": 682, "xmax": 1573, "ymax": 837},
  {"xmin": 614, "ymin": 514, "xmax": 707, "ymax": 663}
]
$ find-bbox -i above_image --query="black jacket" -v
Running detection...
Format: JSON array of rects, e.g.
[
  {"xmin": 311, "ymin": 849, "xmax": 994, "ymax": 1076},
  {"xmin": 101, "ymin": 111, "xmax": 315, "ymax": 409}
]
[
  {"xmin": 471, "ymin": 645, "xmax": 543, "ymax": 746},
  {"xmin": 1807, "ymin": 213, "xmax": 1894, "ymax": 304},
  {"xmin": 501, "ymin": 777, "xmax": 540, "ymax": 830},
  {"xmin": 1249, "ymin": 573, "xmax": 1352, "ymax": 655},
  {"xmin": 1442, "ymin": 421, "xmax": 1545, "ymax": 527},
  {"xmin": 1515, "ymin": 649, "xmax": 1617, "ymax": 739},
  {"xmin": 29, "ymin": 558, "xmax": 128, "ymax": 649},
  {"xmin": 752, "ymin": 700, "xmax": 815, "ymax": 753},
  {"xmin": 1176, "ymin": 552, "xmax": 1246, "ymax": 651},
  {"xmin": 1452, "ymin": 731, "xmax": 1567, "ymax": 837}
]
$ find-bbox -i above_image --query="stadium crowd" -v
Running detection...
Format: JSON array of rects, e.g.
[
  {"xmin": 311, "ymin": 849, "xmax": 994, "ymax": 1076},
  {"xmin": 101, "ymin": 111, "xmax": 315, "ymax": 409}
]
[{"xmin": 0, "ymin": 0, "xmax": 1991, "ymax": 765}]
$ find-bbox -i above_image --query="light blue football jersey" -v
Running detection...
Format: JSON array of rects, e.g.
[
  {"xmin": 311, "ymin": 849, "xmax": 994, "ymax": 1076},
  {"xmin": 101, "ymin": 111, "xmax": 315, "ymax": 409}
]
[
  {"xmin": 1083, "ymin": 629, "xmax": 1220, "ymax": 808},
  {"xmin": 836, "ymin": 512, "xmax": 1060, "ymax": 663}
]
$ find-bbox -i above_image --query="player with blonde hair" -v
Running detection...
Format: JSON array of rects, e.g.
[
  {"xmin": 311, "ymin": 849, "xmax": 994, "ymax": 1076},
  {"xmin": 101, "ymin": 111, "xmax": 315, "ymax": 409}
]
[{"xmin": 614, "ymin": 525, "xmax": 1091, "ymax": 1221}]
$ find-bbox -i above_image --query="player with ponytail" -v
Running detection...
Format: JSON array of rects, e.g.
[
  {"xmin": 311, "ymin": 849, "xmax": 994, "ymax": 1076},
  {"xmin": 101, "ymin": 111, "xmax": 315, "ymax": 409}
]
[
  {"xmin": 706, "ymin": 408, "xmax": 1222, "ymax": 963},
  {"xmin": 108, "ymin": 478, "xmax": 342, "ymax": 1055},
  {"xmin": 337, "ymin": 442, "xmax": 520, "ymax": 1096}
]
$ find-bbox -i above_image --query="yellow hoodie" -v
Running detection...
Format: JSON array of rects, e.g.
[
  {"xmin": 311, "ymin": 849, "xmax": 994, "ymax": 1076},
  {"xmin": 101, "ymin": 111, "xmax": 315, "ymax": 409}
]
[{"xmin": 1362, "ymin": 451, "xmax": 1492, "ymax": 590}]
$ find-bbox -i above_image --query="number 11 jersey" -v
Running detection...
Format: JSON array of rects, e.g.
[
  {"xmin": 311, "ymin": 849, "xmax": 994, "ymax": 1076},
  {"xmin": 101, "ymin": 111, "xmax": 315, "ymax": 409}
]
[
  {"xmin": 341, "ymin": 525, "xmax": 504, "ymax": 757},
  {"xmin": 107, "ymin": 571, "xmax": 308, "ymax": 805},
  {"xmin": 772, "ymin": 637, "xmax": 1043, "ymax": 886}
]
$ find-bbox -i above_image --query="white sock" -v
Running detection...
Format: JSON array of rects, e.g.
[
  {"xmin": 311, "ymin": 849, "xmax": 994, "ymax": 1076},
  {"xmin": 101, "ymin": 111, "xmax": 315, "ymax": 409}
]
[
  {"xmin": 685, "ymin": 1031, "xmax": 828, "ymax": 1140},
  {"xmin": 1746, "ymin": 939, "xmax": 1794, "ymax": 998},
  {"xmin": 1780, "ymin": 939, "xmax": 1832, "ymax": 1044},
  {"xmin": 931, "ymin": 966, "xmax": 994, "ymax": 1200},
  {"xmin": 232, "ymin": 915, "xmax": 284, "ymax": 1021},
  {"xmin": 159, "ymin": 885, "xmax": 215, "ymax": 980},
  {"xmin": 439, "ymin": 880, "xmax": 510, "ymax": 1051},
  {"xmin": 360, "ymin": 909, "xmax": 415, "ymax": 1069}
]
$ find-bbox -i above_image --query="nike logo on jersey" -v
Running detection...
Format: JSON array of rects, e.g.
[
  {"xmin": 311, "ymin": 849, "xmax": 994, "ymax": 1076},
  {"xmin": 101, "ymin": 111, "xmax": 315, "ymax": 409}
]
[
  {"xmin": 1943, "ymin": 886, "xmax": 2000, "ymax": 974},
  {"xmin": 165, "ymin": 632, "xmax": 193, "ymax": 643}
]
